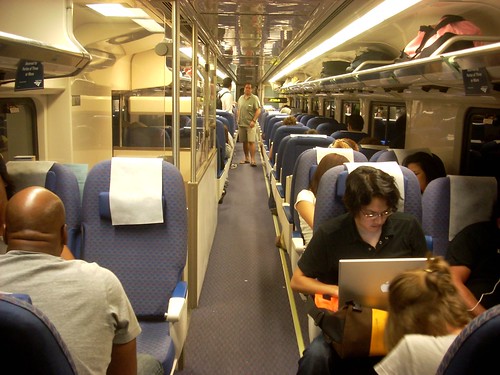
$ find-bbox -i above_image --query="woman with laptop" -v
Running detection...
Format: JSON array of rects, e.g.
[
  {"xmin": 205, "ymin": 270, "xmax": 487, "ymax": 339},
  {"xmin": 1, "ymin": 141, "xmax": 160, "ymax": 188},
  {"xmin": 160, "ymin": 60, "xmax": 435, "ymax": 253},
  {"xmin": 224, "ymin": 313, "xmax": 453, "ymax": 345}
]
[{"xmin": 291, "ymin": 165, "xmax": 428, "ymax": 375}]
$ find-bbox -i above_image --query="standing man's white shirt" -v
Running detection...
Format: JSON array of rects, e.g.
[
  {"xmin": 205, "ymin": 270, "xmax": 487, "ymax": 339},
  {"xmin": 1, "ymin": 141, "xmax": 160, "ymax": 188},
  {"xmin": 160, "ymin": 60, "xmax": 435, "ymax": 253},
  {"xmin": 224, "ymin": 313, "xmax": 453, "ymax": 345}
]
[{"xmin": 219, "ymin": 87, "xmax": 234, "ymax": 112}]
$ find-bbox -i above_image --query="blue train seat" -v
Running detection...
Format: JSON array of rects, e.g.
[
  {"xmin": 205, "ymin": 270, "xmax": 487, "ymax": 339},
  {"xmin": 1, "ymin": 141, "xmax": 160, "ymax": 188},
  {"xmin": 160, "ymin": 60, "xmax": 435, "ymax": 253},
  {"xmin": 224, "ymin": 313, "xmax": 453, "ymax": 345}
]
[
  {"xmin": 6, "ymin": 161, "xmax": 82, "ymax": 258},
  {"xmin": 316, "ymin": 121, "xmax": 346, "ymax": 135},
  {"xmin": 299, "ymin": 114, "xmax": 315, "ymax": 125},
  {"xmin": 331, "ymin": 130, "xmax": 369, "ymax": 143},
  {"xmin": 0, "ymin": 293, "xmax": 77, "ymax": 374},
  {"xmin": 216, "ymin": 119, "xmax": 226, "ymax": 178},
  {"xmin": 126, "ymin": 126, "xmax": 170, "ymax": 147},
  {"xmin": 359, "ymin": 144, "xmax": 388, "ymax": 160},
  {"xmin": 80, "ymin": 158, "xmax": 188, "ymax": 374},
  {"xmin": 268, "ymin": 123, "xmax": 309, "ymax": 165},
  {"xmin": 436, "ymin": 304, "xmax": 500, "ymax": 375},
  {"xmin": 280, "ymin": 147, "xmax": 366, "ymax": 255},
  {"xmin": 216, "ymin": 110, "xmax": 235, "ymax": 136},
  {"xmin": 305, "ymin": 116, "xmax": 336, "ymax": 129},
  {"xmin": 375, "ymin": 148, "xmax": 432, "ymax": 163},
  {"xmin": 314, "ymin": 162, "xmax": 423, "ymax": 231},
  {"xmin": 422, "ymin": 175, "xmax": 497, "ymax": 256},
  {"xmin": 264, "ymin": 114, "xmax": 286, "ymax": 143}
]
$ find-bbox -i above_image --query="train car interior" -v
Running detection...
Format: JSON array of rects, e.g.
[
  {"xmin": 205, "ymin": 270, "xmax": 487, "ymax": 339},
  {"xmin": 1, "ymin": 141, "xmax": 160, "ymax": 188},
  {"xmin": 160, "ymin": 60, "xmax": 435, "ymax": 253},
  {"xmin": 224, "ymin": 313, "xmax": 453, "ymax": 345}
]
[{"xmin": 0, "ymin": 0, "xmax": 499, "ymax": 374}]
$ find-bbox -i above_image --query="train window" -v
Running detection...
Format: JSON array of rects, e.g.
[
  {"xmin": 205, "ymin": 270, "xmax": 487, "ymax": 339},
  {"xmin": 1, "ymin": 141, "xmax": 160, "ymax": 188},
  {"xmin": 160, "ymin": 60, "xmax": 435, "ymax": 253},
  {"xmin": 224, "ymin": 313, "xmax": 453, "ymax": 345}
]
[
  {"xmin": 370, "ymin": 103, "xmax": 406, "ymax": 148},
  {"xmin": 325, "ymin": 100, "xmax": 336, "ymax": 119},
  {"xmin": 462, "ymin": 108, "xmax": 500, "ymax": 181},
  {"xmin": 342, "ymin": 101, "xmax": 360, "ymax": 126},
  {"xmin": 311, "ymin": 97, "xmax": 320, "ymax": 115},
  {"xmin": 0, "ymin": 98, "xmax": 38, "ymax": 161}
]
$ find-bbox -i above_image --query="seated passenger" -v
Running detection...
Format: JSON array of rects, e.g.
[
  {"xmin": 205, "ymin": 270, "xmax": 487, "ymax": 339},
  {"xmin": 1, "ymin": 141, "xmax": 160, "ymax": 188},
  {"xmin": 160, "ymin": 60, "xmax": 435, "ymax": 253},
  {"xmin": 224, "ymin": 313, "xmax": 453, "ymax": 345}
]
[
  {"xmin": 402, "ymin": 151, "xmax": 446, "ymax": 193},
  {"xmin": 291, "ymin": 166, "xmax": 427, "ymax": 375},
  {"xmin": 329, "ymin": 137, "xmax": 359, "ymax": 151},
  {"xmin": 374, "ymin": 256, "xmax": 471, "ymax": 375},
  {"xmin": 295, "ymin": 153, "xmax": 349, "ymax": 245},
  {"xmin": 331, "ymin": 114, "xmax": 368, "ymax": 143},
  {"xmin": 445, "ymin": 203, "xmax": 500, "ymax": 317},
  {"xmin": 0, "ymin": 154, "xmax": 74, "ymax": 259},
  {"xmin": 224, "ymin": 125, "xmax": 234, "ymax": 157},
  {"xmin": 0, "ymin": 186, "xmax": 162, "ymax": 375},
  {"xmin": 280, "ymin": 105, "xmax": 292, "ymax": 115}
]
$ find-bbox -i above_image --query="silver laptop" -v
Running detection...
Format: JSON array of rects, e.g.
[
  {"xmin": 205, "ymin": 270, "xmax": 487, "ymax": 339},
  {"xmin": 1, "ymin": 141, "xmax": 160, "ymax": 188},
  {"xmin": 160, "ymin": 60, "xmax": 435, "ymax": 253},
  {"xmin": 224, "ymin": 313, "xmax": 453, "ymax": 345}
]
[{"xmin": 338, "ymin": 258, "xmax": 427, "ymax": 310}]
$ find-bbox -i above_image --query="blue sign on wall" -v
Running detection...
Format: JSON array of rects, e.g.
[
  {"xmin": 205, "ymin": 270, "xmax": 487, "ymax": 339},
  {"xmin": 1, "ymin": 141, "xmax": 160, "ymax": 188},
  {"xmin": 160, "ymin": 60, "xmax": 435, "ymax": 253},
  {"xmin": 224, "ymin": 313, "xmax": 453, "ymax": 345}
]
[{"xmin": 15, "ymin": 60, "xmax": 44, "ymax": 91}]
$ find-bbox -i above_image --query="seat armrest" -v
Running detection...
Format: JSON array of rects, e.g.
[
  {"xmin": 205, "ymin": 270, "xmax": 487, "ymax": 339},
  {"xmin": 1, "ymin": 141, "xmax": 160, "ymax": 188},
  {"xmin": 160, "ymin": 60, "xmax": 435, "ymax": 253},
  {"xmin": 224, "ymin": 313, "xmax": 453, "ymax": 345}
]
[
  {"xmin": 425, "ymin": 235, "xmax": 433, "ymax": 252},
  {"xmin": 166, "ymin": 281, "xmax": 187, "ymax": 323},
  {"xmin": 291, "ymin": 231, "xmax": 305, "ymax": 273}
]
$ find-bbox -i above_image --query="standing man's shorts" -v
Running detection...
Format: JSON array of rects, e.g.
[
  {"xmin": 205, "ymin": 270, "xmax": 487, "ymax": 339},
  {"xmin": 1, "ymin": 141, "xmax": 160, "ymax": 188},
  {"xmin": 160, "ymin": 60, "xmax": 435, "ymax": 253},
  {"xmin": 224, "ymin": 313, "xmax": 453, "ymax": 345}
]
[{"xmin": 238, "ymin": 126, "xmax": 257, "ymax": 143}]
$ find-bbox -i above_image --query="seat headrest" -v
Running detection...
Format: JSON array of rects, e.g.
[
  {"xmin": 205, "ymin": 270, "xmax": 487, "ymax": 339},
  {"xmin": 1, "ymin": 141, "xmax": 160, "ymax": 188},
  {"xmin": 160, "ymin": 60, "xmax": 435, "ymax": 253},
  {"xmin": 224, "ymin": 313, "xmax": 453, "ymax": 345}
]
[
  {"xmin": 99, "ymin": 192, "xmax": 166, "ymax": 224},
  {"xmin": 335, "ymin": 170, "xmax": 409, "ymax": 200},
  {"xmin": 344, "ymin": 161, "xmax": 405, "ymax": 210},
  {"xmin": 109, "ymin": 157, "xmax": 164, "ymax": 225},
  {"xmin": 6, "ymin": 161, "xmax": 55, "ymax": 193},
  {"xmin": 316, "ymin": 147, "xmax": 354, "ymax": 163}
]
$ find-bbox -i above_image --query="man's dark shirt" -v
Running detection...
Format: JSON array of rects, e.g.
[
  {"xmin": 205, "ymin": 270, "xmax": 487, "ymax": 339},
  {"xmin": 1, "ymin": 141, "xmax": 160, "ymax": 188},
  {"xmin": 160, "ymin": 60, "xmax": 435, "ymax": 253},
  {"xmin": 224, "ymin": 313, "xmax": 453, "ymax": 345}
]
[{"xmin": 446, "ymin": 221, "xmax": 500, "ymax": 309}]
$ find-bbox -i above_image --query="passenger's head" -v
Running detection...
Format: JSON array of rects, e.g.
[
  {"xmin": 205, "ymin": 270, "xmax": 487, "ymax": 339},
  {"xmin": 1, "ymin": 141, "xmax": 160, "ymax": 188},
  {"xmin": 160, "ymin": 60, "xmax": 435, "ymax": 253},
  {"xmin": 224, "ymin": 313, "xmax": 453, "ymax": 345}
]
[
  {"xmin": 347, "ymin": 114, "xmax": 364, "ymax": 131},
  {"xmin": 330, "ymin": 138, "xmax": 359, "ymax": 151},
  {"xmin": 309, "ymin": 153, "xmax": 349, "ymax": 195},
  {"xmin": 280, "ymin": 105, "xmax": 291, "ymax": 115},
  {"xmin": 384, "ymin": 256, "xmax": 471, "ymax": 350},
  {"xmin": 343, "ymin": 166, "xmax": 401, "ymax": 216},
  {"xmin": 222, "ymin": 77, "xmax": 232, "ymax": 88},
  {"xmin": 4, "ymin": 186, "xmax": 67, "ymax": 256},
  {"xmin": 306, "ymin": 129, "xmax": 318, "ymax": 134},
  {"xmin": 282, "ymin": 116, "xmax": 297, "ymax": 125},
  {"xmin": 402, "ymin": 152, "xmax": 446, "ymax": 193},
  {"xmin": 243, "ymin": 83, "xmax": 253, "ymax": 95}
]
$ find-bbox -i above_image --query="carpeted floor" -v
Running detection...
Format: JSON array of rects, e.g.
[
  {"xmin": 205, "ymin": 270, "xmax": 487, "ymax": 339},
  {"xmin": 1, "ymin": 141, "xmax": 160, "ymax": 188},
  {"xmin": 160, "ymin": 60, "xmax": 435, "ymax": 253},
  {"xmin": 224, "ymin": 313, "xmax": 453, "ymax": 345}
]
[{"xmin": 175, "ymin": 141, "xmax": 308, "ymax": 375}]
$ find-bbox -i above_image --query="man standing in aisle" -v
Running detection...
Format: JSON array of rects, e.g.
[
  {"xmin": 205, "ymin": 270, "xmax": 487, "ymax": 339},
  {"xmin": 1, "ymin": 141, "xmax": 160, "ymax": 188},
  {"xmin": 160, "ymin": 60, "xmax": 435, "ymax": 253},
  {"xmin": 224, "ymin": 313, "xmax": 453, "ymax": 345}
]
[{"xmin": 237, "ymin": 82, "xmax": 261, "ymax": 167}]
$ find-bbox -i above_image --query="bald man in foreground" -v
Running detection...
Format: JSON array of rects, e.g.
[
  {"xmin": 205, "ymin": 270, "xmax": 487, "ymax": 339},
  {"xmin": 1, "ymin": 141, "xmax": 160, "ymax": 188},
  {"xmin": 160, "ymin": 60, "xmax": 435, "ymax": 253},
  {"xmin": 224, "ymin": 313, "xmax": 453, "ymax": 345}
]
[{"xmin": 0, "ymin": 187, "xmax": 160, "ymax": 375}]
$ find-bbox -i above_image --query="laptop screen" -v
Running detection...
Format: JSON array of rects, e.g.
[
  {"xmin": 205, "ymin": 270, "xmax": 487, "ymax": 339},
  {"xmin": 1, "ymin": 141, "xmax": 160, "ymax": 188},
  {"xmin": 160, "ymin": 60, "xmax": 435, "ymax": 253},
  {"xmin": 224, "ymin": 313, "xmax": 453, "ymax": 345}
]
[{"xmin": 338, "ymin": 257, "xmax": 427, "ymax": 310}]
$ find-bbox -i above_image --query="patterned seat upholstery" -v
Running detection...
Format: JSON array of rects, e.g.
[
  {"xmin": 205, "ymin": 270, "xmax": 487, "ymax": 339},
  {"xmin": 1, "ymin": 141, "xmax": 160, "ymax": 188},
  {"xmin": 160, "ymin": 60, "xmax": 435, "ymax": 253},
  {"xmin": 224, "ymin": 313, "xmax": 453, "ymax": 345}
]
[
  {"xmin": 269, "ymin": 124, "xmax": 309, "ymax": 165},
  {"xmin": 436, "ymin": 304, "xmax": 500, "ymax": 375},
  {"xmin": 0, "ymin": 293, "xmax": 77, "ymax": 374},
  {"xmin": 80, "ymin": 159, "xmax": 188, "ymax": 374},
  {"xmin": 422, "ymin": 175, "xmax": 497, "ymax": 256}
]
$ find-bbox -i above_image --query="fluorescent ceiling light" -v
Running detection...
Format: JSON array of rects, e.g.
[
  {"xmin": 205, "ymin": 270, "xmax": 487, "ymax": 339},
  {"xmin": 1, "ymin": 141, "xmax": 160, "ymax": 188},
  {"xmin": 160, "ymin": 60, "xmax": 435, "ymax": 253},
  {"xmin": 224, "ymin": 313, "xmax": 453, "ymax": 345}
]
[
  {"xmin": 133, "ymin": 19, "xmax": 164, "ymax": 33},
  {"xmin": 216, "ymin": 70, "xmax": 227, "ymax": 79},
  {"xmin": 269, "ymin": 0, "xmax": 421, "ymax": 82},
  {"xmin": 87, "ymin": 4, "xmax": 149, "ymax": 18}
]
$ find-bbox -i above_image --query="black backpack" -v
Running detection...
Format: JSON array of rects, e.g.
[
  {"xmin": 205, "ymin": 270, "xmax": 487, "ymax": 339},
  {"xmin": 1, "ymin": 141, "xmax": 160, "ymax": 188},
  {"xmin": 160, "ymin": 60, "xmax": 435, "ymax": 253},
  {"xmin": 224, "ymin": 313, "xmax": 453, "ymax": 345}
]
[{"xmin": 216, "ymin": 90, "xmax": 229, "ymax": 110}]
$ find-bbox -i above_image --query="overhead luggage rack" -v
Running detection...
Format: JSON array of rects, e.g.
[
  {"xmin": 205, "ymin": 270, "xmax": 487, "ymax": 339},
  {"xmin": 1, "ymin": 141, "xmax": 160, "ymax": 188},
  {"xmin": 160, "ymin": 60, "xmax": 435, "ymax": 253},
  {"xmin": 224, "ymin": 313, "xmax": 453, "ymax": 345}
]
[{"xmin": 281, "ymin": 38, "xmax": 500, "ymax": 95}]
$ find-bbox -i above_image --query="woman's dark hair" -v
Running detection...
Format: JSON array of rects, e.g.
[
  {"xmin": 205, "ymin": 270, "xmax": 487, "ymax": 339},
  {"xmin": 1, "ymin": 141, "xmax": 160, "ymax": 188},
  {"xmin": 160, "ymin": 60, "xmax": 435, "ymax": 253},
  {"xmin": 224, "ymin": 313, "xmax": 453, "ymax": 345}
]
[
  {"xmin": 309, "ymin": 153, "xmax": 349, "ymax": 195},
  {"xmin": 402, "ymin": 152, "xmax": 446, "ymax": 184},
  {"xmin": 0, "ymin": 154, "xmax": 14, "ymax": 198},
  {"xmin": 343, "ymin": 166, "xmax": 400, "ymax": 214}
]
